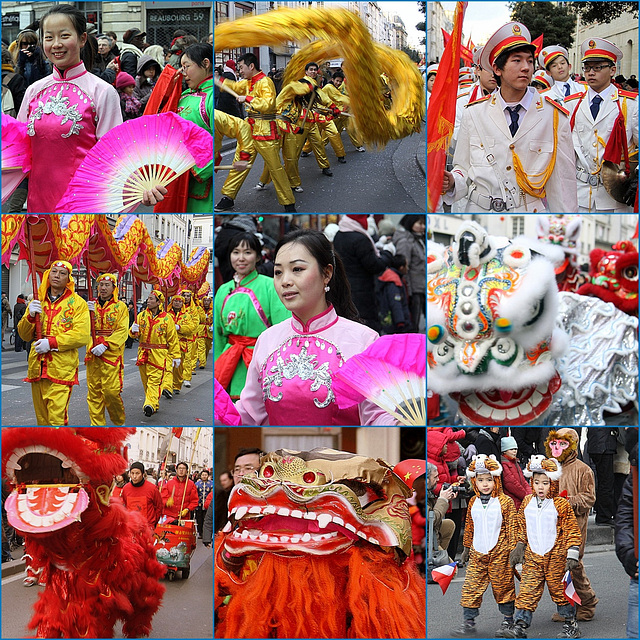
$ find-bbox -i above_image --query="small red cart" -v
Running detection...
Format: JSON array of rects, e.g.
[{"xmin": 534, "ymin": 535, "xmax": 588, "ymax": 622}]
[{"xmin": 153, "ymin": 518, "xmax": 197, "ymax": 581}]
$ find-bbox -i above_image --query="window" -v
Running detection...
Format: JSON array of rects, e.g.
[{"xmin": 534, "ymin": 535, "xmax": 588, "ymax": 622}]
[
  {"xmin": 512, "ymin": 216, "xmax": 524, "ymax": 237},
  {"xmin": 194, "ymin": 226, "xmax": 202, "ymax": 240}
]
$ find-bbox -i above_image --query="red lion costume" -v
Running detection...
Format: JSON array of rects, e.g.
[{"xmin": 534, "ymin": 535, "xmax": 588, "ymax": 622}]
[
  {"xmin": 214, "ymin": 448, "xmax": 426, "ymax": 638},
  {"xmin": 2, "ymin": 427, "xmax": 165, "ymax": 638}
]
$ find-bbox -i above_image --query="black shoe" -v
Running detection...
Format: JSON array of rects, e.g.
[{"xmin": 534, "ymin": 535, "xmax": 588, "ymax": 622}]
[
  {"xmin": 451, "ymin": 622, "xmax": 477, "ymax": 637},
  {"xmin": 284, "ymin": 204, "xmax": 297, "ymax": 212},
  {"xmin": 557, "ymin": 619, "xmax": 581, "ymax": 639},
  {"xmin": 322, "ymin": 168, "xmax": 333, "ymax": 176},
  {"xmin": 501, "ymin": 622, "xmax": 527, "ymax": 639},
  {"xmin": 173, "ymin": 389, "xmax": 180, "ymax": 395},
  {"xmin": 162, "ymin": 389, "xmax": 173, "ymax": 400},
  {"xmin": 301, "ymin": 151, "xmax": 311, "ymax": 157},
  {"xmin": 337, "ymin": 156, "xmax": 346, "ymax": 163},
  {"xmin": 143, "ymin": 405, "xmax": 154, "ymax": 417},
  {"xmin": 214, "ymin": 196, "xmax": 234, "ymax": 212},
  {"xmin": 495, "ymin": 620, "xmax": 515, "ymax": 638},
  {"xmin": 199, "ymin": 366, "xmax": 205, "ymax": 370}
]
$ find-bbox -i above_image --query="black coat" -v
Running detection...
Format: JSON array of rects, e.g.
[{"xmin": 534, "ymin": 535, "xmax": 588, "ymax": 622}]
[
  {"xmin": 474, "ymin": 428, "xmax": 502, "ymax": 459},
  {"xmin": 614, "ymin": 471, "xmax": 637, "ymax": 577},
  {"xmin": 216, "ymin": 71, "xmax": 242, "ymax": 118},
  {"xmin": 333, "ymin": 230, "xmax": 392, "ymax": 325},
  {"xmin": 587, "ymin": 428, "xmax": 619, "ymax": 455}
]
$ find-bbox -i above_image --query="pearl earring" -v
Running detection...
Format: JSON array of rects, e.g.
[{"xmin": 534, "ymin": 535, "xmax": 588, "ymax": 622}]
[{"xmin": 324, "ymin": 285, "xmax": 330, "ymax": 292}]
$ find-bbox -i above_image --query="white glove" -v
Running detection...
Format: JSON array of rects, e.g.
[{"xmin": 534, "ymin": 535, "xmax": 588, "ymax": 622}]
[
  {"xmin": 382, "ymin": 242, "xmax": 396, "ymax": 256},
  {"xmin": 34, "ymin": 338, "xmax": 51, "ymax": 354},
  {"xmin": 175, "ymin": 324, "xmax": 181, "ymax": 332},
  {"xmin": 29, "ymin": 300, "xmax": 42, "ymax": 317},
  {"xmin": 87, "ymin": 300, "xmax": 96, "ymax": 312},
  {"xmin": 209, "ymin": 325, "xmax": 214, "ymax": 332},
  {"xmin": 91, "ymin": 343, "xmax": 108, "ymax": 356},
  {"xmin": 131, "ymin": 323, "xmax": 140, "ymax": 333},
  {"xmin": 173, "ymin": 358, "xmax": 181, "ymax": 368},
  {"xmin": 374, "ymin": 236, "xmax": 389, "ymax": 250}
]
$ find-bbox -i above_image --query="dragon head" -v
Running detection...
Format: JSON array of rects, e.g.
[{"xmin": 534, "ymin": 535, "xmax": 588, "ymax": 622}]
[
  {"xmin": 2, "ymin": 427, "xmax": 134, "ymax": 534},
  {"xmin": 427, "ymin": 222, "xmax": 567, "ymax": 426},
  {"xmin": 220, "ymin": 448, "xmax": 413, "ymax": 566}
]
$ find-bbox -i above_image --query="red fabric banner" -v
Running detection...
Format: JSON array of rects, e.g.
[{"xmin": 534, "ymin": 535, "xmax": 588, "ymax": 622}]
[{"xmin": 532, "ymin": 34, "xmax": 544, "ymax": 57}]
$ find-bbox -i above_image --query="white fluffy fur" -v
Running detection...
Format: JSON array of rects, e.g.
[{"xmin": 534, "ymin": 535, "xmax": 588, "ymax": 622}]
[
  {"xmin": 524, "ymin": 455, "xmax": 562, "ymax": 480},
  {"xmin": 512, "ymin": 234, "xmax": 565, "ymax": 265},
  {"xmin": 495, "ymin": 256, "xmax": 559, "ymax": 351},
  {"xmin": 467, "ymin": 453, "xmax": 503, "ymax": 478}
]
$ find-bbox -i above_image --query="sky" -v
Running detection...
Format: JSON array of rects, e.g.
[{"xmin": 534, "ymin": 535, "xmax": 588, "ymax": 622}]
[
  {"xmin": 378, "ymin": 1, "xmax": 426, "ymax": 49},
  {"xmin": 440, "ymin": 1, "xmax": 512, "ymax": 45}
]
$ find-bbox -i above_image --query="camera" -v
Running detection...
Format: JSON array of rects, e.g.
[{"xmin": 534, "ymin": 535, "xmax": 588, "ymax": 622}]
[{"xmin": 442, "ymin": 481, "xmax": 471, "ymax": 499}]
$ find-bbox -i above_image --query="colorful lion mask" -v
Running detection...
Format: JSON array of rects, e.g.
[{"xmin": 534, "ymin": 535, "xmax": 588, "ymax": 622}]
[{"xmin": 427, "ymin": 222, "xmax": 568, "ymax": 426}]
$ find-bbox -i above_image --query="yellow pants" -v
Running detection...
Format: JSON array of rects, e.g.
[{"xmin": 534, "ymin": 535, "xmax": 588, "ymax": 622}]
[
  {"xmin": 86, "ymin": 356, "xmax": 125, "ymax": 425},
  {"xmin": 139, "ymin": 363, "xmax": 164, "ymax": 412},
  {"xmin": 196, "ymin": 335, "xmax": 209, "ymax": 368},
  {"xmin": 318, "ymin": 120, "xmax": 345, "ymax": 158},
  {"xmin": 254, "ymin": 139, "xmax": 295, "ymax": 205},
  {"xmin": 161, "ymin": 363, "xmax": 173, "ymax": 394},
  {"xmin": 299, "ymin": 123, "xmax": 330, "ymax": 169},
  {"xmin": 335, "ymin": 115, "xmax": 363, "ymax": 148},
  {"xmin": 220, "ymin": 144, "xmax": 257, "ymax": 200},
  {"xmin": 173, "ymin": 357, "xmax": 185, "ymax": 391},
  {"xmin": 259, "ymin": 132, "xmax": 302, "ymax": 188},
  {"xmin": 184, "ymin": 339, "xmax": 197, "ymax": 379},
  {"xmin": 31, "ymin": 379, "xmax": 73, "ymax": 426}
]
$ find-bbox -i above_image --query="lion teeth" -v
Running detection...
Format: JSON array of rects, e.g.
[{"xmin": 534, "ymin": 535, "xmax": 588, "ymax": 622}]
[
  {"xmin": 248, "ymin": 506, "xmax": 262, "ymax": 514},
  {"xmin": 222, "ymin": 522, "xmax": 232, "ymax": 533},
  {"xmin": 263, "ymin": 506, "xmax": 276, "ymax": 515},
  {"xmin": 277, "ymin": 507, "xmax": 290, "ymax": 517},
  {"xmin": 303, "ymin": 512, "xmax": 317, "ymax": 520},
  {"xmin": 234, "ymin": 506, "xmax": 248, "ymax": 520},
  {"xmin": 332, "ymin": 516, "xmax": 344, "ymax": 526},
  {"xmin": 317, "ymin": 513, "xmax": 332, "ymax": 529},
  {"xmin": 259, "ymin": 534, "xmax": 269, "ymax": 542},
  {"xmin": 345, "ymin": 523, "xmax": 356, "ymax": 533},
  {"xmin": 301, "ymin": 533, "xmax": 311, "ymax": 542},
  {"xmin": 290, "ymin": 509, "xmax": 303, "ymax": 518}
]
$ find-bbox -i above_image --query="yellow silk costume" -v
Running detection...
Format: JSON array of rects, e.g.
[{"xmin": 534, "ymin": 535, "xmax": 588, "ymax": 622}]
[
  {"xmin": 130, "ymin": 308, "xmax": 180, "ymax": 412},
  {"xmin": 18, "ymin": 264, "xmax": 90, "ymax": 426},
  {"xmin": 214, "ymin": 110, "xmax": 256, "ymax": 202},
  {"xmin": 166, "ymin": 304, "xmax": 198, "ymax": 392},
  {"xmin": 181, "ymin": 297, "xmax": 201, "ymax": 380},
  {"xmin": 85, "ymin": 293, "xmax": 129, "ymax": 426},
  {"xmin": 220, "ymin": 73, "xmax": 295, "ymax": 206},
  {"xmin": 196, "ymin": 301, "xmax": 213, "ymax": 368},
  {"xmin": 323, "ymin": 82, "xmax": 364, "ymax": 148}
]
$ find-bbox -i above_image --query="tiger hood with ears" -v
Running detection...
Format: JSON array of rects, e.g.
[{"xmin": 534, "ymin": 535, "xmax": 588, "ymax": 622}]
[
  {"xmin": 466, "ymin": 453, "xmax": 504, "ymax": 497},
  {"xmin": 524, "ymin": 455, "xmax": 562, "ymax": 498}
]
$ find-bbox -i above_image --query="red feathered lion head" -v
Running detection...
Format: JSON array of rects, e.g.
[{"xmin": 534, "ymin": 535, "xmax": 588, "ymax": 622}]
[
  {"xmin": 2, "ymin": 427, "xmax": 135, "ymax": 535},
  {"xmin": 577, "ymin": 240, "xmax": 639, "ymax": 315}
]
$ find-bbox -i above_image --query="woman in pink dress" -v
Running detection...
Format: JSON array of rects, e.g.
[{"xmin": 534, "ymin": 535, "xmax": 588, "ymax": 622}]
[
  {"xmin": 16, "ymin": 4, "xmax": 122, "ymax": 212},
  {"xmin": 233, "ymin": 229, "xmax": 391, "ymax": 425}
]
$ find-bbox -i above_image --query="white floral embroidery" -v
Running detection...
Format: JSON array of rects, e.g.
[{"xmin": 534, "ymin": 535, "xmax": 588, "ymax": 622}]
[{"xmin": 28, "ymin": 88, "xmax": 84, "ymax": 138}]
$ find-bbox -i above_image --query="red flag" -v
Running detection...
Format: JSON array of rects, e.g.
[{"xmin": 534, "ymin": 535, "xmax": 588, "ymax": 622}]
[
  {"xmin": 172, "ymin": 427, "xmax": 184, "ymax": 439},
  {"xmin": 563, "ymin": 570, "xmax": 582, "ymax": 606},
  {"xmin": 428, "ymin": 2, "xmax": 468, "ymax": 212},
  {"xmin": 442, "ymin": 28, "xmax": 473, "ymax": 65},
  {"xmin": 431, "ymin": 562, "xmax": 458, "ymax": 595},
  {"xmin": 532, "ymin": 34, "xmax": 544, "ymax": 57}
]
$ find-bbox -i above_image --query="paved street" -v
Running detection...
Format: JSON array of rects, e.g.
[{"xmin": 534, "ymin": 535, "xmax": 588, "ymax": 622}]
[
  {"xmin": 0, "ymin": 340, "xmax": 213, "ymax": 426},
  {"xmin": 428, "ymin": 546, "xmax": 633, "ymax": 639},
  {"xmin": 1, "ymin": 541, "xmax": 213, "ymax": 639},
  {"xmin": 215, "ymin": 129, "xmax": 426, "ymax": 213}
]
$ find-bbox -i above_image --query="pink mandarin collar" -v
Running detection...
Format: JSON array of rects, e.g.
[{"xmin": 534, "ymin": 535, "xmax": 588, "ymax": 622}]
[
  {"xmin": 291, "ymin": 305, "xmax": 338, "ymax": 334},
  {"xmin": 53, "ymin": 61, "xmax": 87, "ymax": 81}
]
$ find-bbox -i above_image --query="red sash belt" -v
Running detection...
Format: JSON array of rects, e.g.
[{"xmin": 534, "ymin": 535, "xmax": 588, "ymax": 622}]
[
  {"xmin": 140, "ymin": 342, "xmax": 166, "ymax": 349},
  {"xmin": 214, "ymin": 335, "xmax": 257, "ymax": 390}
]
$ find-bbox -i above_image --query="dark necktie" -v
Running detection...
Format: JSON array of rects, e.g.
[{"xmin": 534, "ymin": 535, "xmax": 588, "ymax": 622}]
[
  {"xmin": 507, "ymin": 105, "xmax": 521, "ymax": 137},
  {"xmin": 590, "ymin": 95, "xmax": 603, "ymax": 120},
  {"xmin": 564, "ymin": 83, "xmax": 571, "ymax": 97}
]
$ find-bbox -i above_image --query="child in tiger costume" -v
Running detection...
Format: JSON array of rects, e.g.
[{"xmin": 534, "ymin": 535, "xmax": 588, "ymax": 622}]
[
  {"xmin": 452, "ymin": 454, "xmax": 518, "ymax": 638},
  {"xmin": 504, "ymin": 456, "xmax": 583, "ymax": 640}
]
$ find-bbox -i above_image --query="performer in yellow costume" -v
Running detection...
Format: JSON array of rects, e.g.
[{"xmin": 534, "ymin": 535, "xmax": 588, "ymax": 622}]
[
  {"xmin": 325, "ymin": 71, "xmax": 365, "ymax": 151},
  {"xmin": 166, "ymin": 293, "xmax": 198, "ymax": 395},
  {"xmin": 17, "ymin": 260, "xmax": 90, "ymax": 425},
  {"xmin": 85, "ymin": 273, "xmax": 129, "ymax": 426},
  {"xmin": 129, "ymin": 290, "xmax": 180, "ymax": 417},
  {"xmin": 196, "ymin": 294, "xmax": 213, "ymax": 369},
  {"xmin": 180, "ymin": 289, "xmax": 200, "ymax": 385},
  {"xmin": 214, "ymin": 110, "xmax": 255, "ymax": 211},
  {"xmin": 217, "ymin": 52, "xmax": 296, "ymax": 213}
]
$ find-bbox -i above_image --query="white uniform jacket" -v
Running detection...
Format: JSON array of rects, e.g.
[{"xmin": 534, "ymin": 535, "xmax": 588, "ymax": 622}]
[
  {"xmin": 443, "ymin": 86, "xmax": 578, "ymax": 212},
  {"xmin": 567, "ymin": 85, "xmax": 638, "ymax": 212},
  {"xmin": 542, "ymin": 78, "xmax": 586, "ymax": 104}
]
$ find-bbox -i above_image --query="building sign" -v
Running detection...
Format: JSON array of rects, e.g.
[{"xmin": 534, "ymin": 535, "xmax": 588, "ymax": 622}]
[{"xmin": 2, "ymin": 14, "xmax": 20, "ymax": 28}]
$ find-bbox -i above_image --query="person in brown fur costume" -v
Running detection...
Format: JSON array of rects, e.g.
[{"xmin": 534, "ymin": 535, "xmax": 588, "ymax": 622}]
[{"xmin": 545, "ymin": 428, "xmax": 598, "ymax": 621}]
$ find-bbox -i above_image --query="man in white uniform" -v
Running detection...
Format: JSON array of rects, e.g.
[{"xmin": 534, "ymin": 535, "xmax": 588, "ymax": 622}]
[{"xmin": 538, "ymin": 45, "xmax": 585, "ymax": 103}]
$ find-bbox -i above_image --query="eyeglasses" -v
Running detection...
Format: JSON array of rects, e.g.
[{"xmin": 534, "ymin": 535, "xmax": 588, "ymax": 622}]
[{"xmin": 583, "ymin": 65, "xmax": 612, "ymax": 73}]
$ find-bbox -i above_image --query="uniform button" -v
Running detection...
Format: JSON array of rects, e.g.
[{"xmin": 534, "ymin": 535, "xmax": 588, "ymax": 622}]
[
  {"xmin": 509, "ymin": 144, "xmax": 515, "ymax": 150},
  {"xmin": 533, "ymin": 208, "xmax": 538, "ymax": 213},
  {"xmin": 538, "ymin": 148, "xmax": 541, "ymax": 152},
  {"xmin": 593, "ymin": 143, "xmax": 597, "ymax": 147},
  {"xmin": 506, "ymin": 165, "xmax": 512, "ymax": 171}
]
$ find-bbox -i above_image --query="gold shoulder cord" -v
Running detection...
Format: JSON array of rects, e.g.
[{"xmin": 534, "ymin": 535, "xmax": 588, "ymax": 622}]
[{"xmin": 511, "ymin": 108, "xmax": 558, "ymax": 198}]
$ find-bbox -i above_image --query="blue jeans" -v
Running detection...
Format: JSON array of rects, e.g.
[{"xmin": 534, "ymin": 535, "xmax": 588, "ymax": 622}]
[{"xmin": 628, "ymin": 578, "xmax": 638, "ymax": 639}]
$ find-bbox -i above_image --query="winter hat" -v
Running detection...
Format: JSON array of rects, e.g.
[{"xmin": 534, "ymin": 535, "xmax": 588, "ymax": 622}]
[
  {"xmin": 501, "ymin": 436, "xmax": 518, "ymax": 452},
  {"xmin": 130, "ymin": 461, "xmax": 145, "ymax": 473},
  {"xmin": 116, "ymin": 72, "xmax": 136, "ymax": 90},
  {"xmin": 225, "ymin": 59, "xmax": 236, "ymax": 71}
]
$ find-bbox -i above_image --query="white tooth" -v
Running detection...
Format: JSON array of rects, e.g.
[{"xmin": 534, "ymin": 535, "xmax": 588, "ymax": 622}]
[
  {"xmin": 311, "ymin": 534, "xmax": 324, "ymax": 541},
  {"xmin": 345, "ymin": 523, "xmax": 356, "ymax": 533},
  {"xmin": 57, "ymin": 487, "xmax": 70, "ymax": 494},
  {"xmin": 40, "ymin": 516, "xmax": 54, "ymax": 527},
  {"xmin": 17, "ymin": 497, "xmax": 27, "ymax": 514},
  {"xmin": 269, "ymin": 536, "xmax": 280, "ymax": 542},
  {"xmin": 291, "ymin": 535, "xmax": 301, "ymax": 543},
  {"xmin": 240, "ymin": 530, "xmax": 249, "ymax": 539},
  {"xmin": 329, "ymin": 532, "xmax": 337, "ymax": 538},
  {"xmin": 332, "ymin": 516, "xmax": 344, "ymax": 526},
  {"xmin": 531, "ymin": 391, "xmax": 544, "ymax": 405},
  {"xmin": 518, "ymin": 400, "xmax": 533, "ymax": 416},
  {"xmin": 357, "ymin": 531, "xmax": 367, "ymax": 539},
  {"xmin": 248, "ymin": 533, "xmax": 258, "ymax": 540},
  {"xmin": 369, "ymin": 537, "xmax": 379, "ymax": 544},
  {"xmin": 506, "ymin": 407, "xmax": 520, "ymax": 421},
  {"xmin": 222, "ymin": 522, "xmax": 232, "ymax": 533},
  {"xmin": 303, "ymin": 512, "xmax": 317, "ymax": 520},
  {"xmin": 248, "ymin": 506, "xmax": 262, "ymax": 514},
  {"xmin": 233, "ymin": 530, "xmax": 240, "ymax": 538},
  {"xmin": 235, "ymin": 506, "xmax": 248, "ymax": 520},
  {"xmin": 464, "ymin": 394, "xmax": 481, "ymax": 410},
  {"xmin": 279, "ymin": 536, "xmax": 290, "ymax": 543},
  {"xmin": 20, "ymin": 512, "xmax": 39, "ymax": 526},
  {"xmin": 259, "ymin": 534, "xmax": 269, "ymax": 542},
  {"xmin": 491, "ymin": 408, "xmax": 506, "ymax": 420},
  {"xmin": 14, "ymin": 448, "xmax": 28, "ymax": 458},
  {"xmin": 25, "ymin": 446, "xmax": 38, "ymax": 454},
  {"xmin": 6, "ymin": 458, "xmax": 21, "ymax": 470},
  {"xmin": 476, "ymin": 403, "xmax": 493, "ymax": 418},
  {"xmin": 301, "ymin": 533, "xmax": 311, "ymax": 542},
  {"xmin": 230, "ymin": 507, "xmax": 238, "ymax": 515},
  {"xmin": 290, "ymin": 510, "xmax": 303, "ymax": 518},
  {"xmin": 317, "ymin": 513, "xmax": 332, "ymax": 529},
  {"xmin": 61, "ymin": 459, "xmax": 74, "ymax": 469},
  {"xmin": 52, "ymin": 512, "xmax": 66, "ymax": 523},
  {"xmin": 263, "ymin": 506, "xmax": 276, "ymax": 515},
  {"xmin": 277, "ymin": 507, "xmax": 290, "ymax": 517}
]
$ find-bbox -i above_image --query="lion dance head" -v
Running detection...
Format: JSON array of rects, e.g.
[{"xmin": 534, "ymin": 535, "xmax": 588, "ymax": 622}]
[{"xmin": 214, "ymin": 448, "xmax": 426, "ymax": 638}]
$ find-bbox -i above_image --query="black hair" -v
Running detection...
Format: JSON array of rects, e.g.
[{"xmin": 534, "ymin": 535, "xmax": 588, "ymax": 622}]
[
  {"xmin": 531, "ymin": 80, "xmax": 546, "ymax": 90},
  {"xmin": 274, "ymin": 229, "xmax": 362, "ymax": 322},
  {"xmin": 183, "ymin": 43, "xmax": 212, "ymax": 71},
  {"xmin": 176, "ymin": 461, "xmax": 189, "ymax": 470},
  {"xmin": 238, "ymin": 52, "xmax": 258, "ymax": 69},
  {"xmin": 493, "ymin": 44, "xmax": 536, "ymax": 86},
  {"xmin": 228, "ymin": 232, "xmax": 263, "ymax": 267},
  {"xmin": 545, "ymin": 54, "xmax": 569, "ymax": 71},
  {"xmin": 391, "ymin": 253, "xmax": 407, "ymax": 270},
  {"xmin": 400, "ymin": 215, "xmax": 425, "ymax": 233},
  {"xmin": 305, "ymin": 61, "xmax": 319, "ymax": 71},
  {"xmin": 219, "ymin": 470, "xmax": 234, "ymax": 484},
  {"xmin": 234, "ymin": 447, "xmax": 264, "ymax": 465},
  {"xmin": 173, "ymin": 29, "xmax": 187, "ymax": 39},
  {"xmin": 333, "ymin": 70, "xmax": 345, "ymax": 79},
  {"xmin": 40, "ymin": 4, "xmax": 94, "ymax": 71}
]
